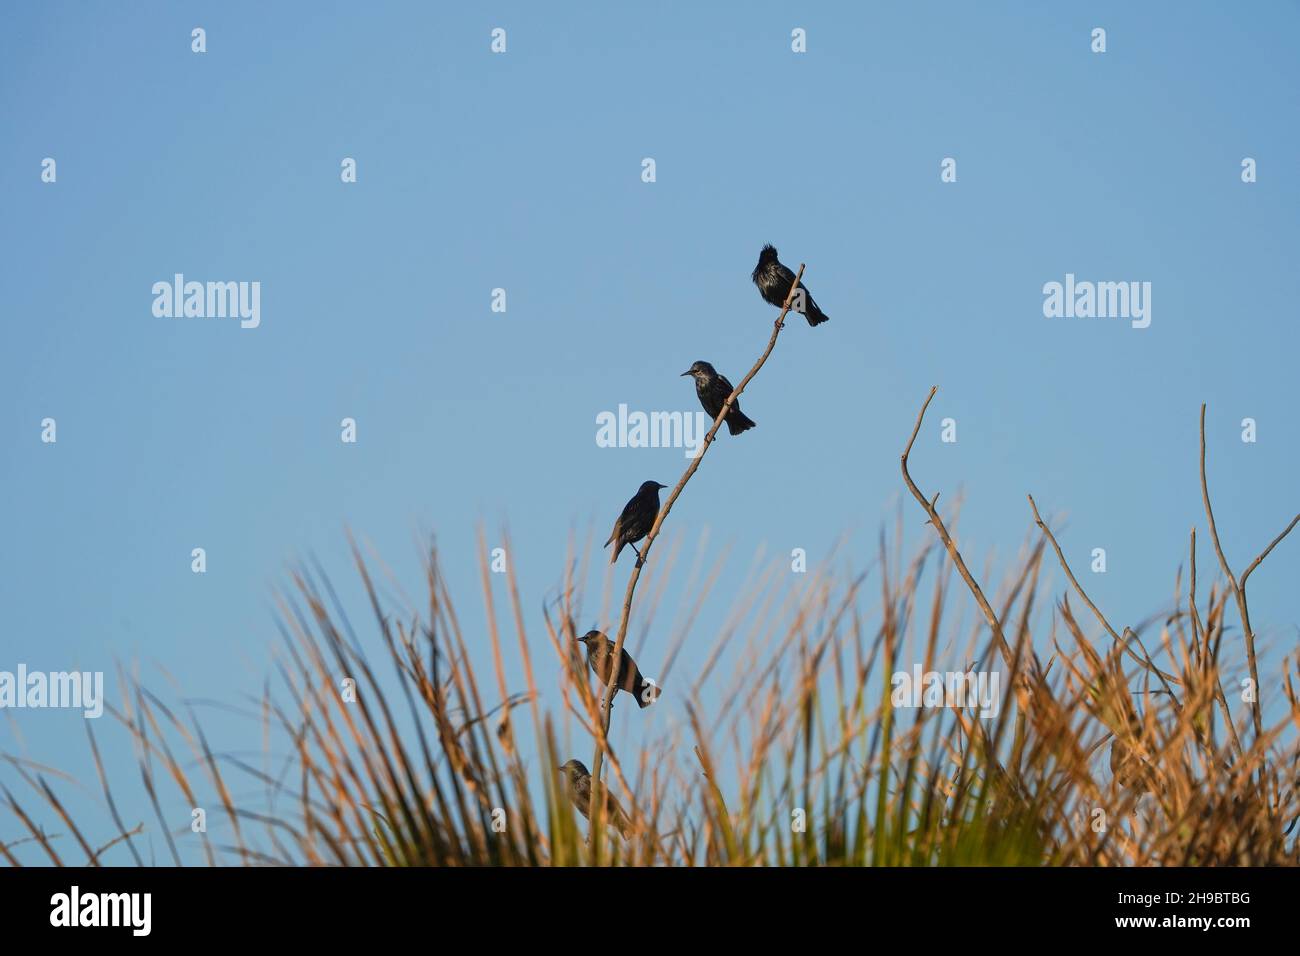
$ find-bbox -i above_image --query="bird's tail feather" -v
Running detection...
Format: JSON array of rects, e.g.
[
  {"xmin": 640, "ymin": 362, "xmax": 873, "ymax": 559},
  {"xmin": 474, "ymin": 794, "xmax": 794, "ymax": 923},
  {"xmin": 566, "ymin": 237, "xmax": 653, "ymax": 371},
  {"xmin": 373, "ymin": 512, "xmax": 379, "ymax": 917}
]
[
  {"xmin": 805, "ymin": 303, "xmax": 829, "ymax": 326},
  {"xmin": 634, "ymin": 679, "xmax": 661, "ymax": 709},
  {"xmin": 727, "ymin": 411, "xmax": 756, "ymax": 435}
]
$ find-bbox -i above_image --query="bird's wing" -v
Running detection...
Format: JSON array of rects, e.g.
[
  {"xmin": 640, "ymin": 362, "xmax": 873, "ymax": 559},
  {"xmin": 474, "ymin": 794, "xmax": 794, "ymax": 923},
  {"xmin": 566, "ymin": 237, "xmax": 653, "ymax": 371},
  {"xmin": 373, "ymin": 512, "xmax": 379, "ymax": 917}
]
[
  {"xmin": 608, "ymin": 792, "xmax": 633, "ymax": 834},
  {"xmin": 619, "ymin": 647, "xmax": 637, "ymax": 680},
  {"xmin": 715, "ymin": 375, "xmax": 737, "ymax": 401},
  {"xmin": 613, "ymin": 494, "xmax": 642, "ymax": 537}
]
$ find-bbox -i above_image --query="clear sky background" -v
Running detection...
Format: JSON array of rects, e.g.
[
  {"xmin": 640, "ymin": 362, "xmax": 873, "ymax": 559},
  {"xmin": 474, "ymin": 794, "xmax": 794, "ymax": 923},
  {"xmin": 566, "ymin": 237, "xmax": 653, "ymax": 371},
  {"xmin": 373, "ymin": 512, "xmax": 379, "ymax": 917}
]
[{"xmin": 2, "ymin": 2, "xmax": 1297, "ymax": 863}]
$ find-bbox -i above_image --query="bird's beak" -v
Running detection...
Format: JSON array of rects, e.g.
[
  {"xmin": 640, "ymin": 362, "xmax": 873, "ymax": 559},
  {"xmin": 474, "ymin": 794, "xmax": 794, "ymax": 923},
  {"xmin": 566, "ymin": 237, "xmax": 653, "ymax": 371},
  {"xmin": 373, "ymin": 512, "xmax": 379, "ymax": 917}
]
[{"xmin": 680, "ymin": 370, "xmax": 692, "ymax": 377}]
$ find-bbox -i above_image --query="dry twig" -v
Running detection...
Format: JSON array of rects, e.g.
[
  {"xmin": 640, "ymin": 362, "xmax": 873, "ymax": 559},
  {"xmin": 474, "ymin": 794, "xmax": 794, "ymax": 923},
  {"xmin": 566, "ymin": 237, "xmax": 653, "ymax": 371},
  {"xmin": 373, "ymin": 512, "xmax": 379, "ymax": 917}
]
[{"xmin": 1199, "ymin": 403, "xmax": 1299, "ymax": 740}]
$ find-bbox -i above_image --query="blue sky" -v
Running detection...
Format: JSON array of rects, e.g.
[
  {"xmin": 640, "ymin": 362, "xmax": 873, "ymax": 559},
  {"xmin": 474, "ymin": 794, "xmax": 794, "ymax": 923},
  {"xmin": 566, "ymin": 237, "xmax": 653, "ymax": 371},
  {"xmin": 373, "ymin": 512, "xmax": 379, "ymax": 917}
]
[{"xmin": 2, "ymin": 2, "xmax": 1297, "ymax": 863}]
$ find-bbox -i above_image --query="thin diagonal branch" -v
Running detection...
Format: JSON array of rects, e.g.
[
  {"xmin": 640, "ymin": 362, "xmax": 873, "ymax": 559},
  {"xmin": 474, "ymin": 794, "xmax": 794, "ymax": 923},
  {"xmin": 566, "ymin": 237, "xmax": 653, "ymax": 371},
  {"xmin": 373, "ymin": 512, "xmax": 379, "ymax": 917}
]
[
  {"xmin": 900, "ymin": 387, "xmax": 1030, "ymax": 712},
  {"xmin": 587, "ymin": 264, "xmax": 806, "ymax": 854},
  {"xmin": 1241, "ymin": 513, "xmax": 1300, "ymax": 591},
  {"xmin": 1027, "ymin": 493, "xmax": 1181, "ymax": 694}
]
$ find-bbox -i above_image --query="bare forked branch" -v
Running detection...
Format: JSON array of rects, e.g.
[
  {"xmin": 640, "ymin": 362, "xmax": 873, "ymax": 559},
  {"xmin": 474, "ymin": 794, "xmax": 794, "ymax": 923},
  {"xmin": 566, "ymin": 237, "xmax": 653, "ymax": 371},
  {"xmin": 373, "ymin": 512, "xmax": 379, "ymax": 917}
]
[{"xmin": 1199, "ymin": 403, "xmax": 1300, "ymax": 741}]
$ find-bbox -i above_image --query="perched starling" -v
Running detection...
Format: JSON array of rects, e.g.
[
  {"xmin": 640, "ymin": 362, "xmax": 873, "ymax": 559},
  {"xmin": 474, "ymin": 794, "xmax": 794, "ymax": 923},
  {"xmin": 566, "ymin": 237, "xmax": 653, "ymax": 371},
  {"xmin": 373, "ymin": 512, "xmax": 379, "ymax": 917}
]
[
  {"xmin": 604, "ymin": 480, "xmax": 666, "ymax": 566},
  {"xmin": 681, "ymin": 361, "xmax": 755, "ymax": 435},
  {"xmin": 752, "ymin": 243, "xmax": 829, "ymax": 326},
  {"xmin": 578, "ymin": 629, "xmax": 661, "ymax": 708},
  {"xmin": 557, "ymin": 759, "xmax": 632, "ymax": 838}
]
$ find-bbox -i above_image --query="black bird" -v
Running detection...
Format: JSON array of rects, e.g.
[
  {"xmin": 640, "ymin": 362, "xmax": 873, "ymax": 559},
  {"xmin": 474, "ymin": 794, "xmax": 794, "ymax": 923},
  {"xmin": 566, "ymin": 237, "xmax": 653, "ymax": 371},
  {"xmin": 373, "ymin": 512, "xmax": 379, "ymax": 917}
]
[
  {"xmin": 752, "ymin": 243, "xmax": 829, "ymax": 326},
  {"xmin": 604, "ymin": 480, "xmax": 666, "ymax": 566},
  {"xmin": 557, "ymin": 759, "xmax": 632, "ymax": 838},
  {"xmin": 681, "ymin": 361, "xmax": 755, "ymax": 435},
  {"xmin": 578, "ymin": 629, "xmax": 661, "ymax": 708}
]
